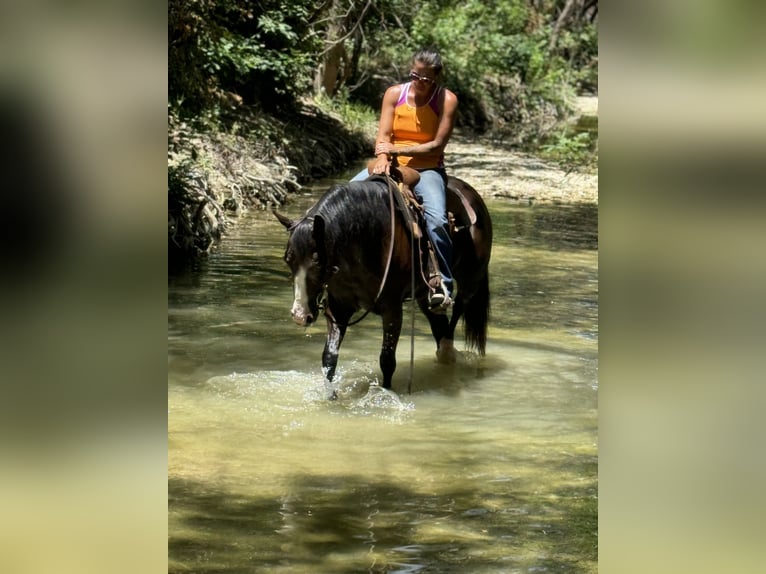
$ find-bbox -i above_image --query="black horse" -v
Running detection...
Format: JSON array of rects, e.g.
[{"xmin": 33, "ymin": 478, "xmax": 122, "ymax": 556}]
[{"xmin": 274, "ymin": 174, "xmax": 492, "ymax": 396}]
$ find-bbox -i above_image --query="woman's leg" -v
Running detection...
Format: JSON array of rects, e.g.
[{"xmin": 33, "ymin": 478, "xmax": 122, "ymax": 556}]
[
  {"xmin": 350, "ymin": 167, "xmax": 370, "ymax": 182},
  {"xmin": 413, "ymin": 169, "xmax": 454, "ymax": 301}
]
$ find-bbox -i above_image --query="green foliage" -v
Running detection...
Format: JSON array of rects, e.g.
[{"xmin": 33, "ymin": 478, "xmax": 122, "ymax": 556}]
[
  {"xmin": 539, "ymin": 129, "xmax": 597, "ymax": 172},
  {"xmin": 314, "ymin": 89, "xmax": 378, "ymax": 139},
  {"xmin": 411, "ymin": 0, "xmax": 529, "ymax": 75},
  {"xmin": 169, "ymin": 0, "xmax": 321, "ymax": 118},
  {"xmin": 559, "ymin": 24, "xmax": 598, "ymax": 93}
]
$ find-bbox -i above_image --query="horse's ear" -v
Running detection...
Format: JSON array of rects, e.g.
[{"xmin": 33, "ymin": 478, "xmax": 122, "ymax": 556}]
[
  {"xmin": 272, "ymin": 209, "xmax": 293, "ymax": 230},
  {"xmin": 312, "ymin": 214, "xmax": 327, "ymax": 265}
]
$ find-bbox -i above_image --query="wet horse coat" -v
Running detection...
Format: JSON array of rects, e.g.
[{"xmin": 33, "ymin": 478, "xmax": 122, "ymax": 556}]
[{"xmin": 275, "ymin": 175, "xmax": 492, "ymax": 395}]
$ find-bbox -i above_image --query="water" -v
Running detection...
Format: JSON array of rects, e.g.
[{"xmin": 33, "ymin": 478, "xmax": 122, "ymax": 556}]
[{"xmin": 168, "ymin": 181, "xmax": 598, "ymax": 573}]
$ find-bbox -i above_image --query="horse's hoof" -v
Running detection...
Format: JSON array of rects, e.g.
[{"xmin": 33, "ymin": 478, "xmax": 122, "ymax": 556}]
[
  {"xmin": 436, "ymin": 339, "xmax": 457, "ymax": 364},
  {"xmin": 324, "ymin": 380, "xmax": 338, "ymax": 400}
]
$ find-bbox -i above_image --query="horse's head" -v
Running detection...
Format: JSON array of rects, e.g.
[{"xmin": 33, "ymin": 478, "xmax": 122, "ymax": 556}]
[{"xmin": 274, "ymin": 210, "xmax": 328, "ymax": 327}]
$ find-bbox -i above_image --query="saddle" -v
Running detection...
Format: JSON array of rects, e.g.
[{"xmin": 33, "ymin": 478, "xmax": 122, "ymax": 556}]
[{"xmin": 366, "ymin": 159, "xmax": 477, "ymax": 236}]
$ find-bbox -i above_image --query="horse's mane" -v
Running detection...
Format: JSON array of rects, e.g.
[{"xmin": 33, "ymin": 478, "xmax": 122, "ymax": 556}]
[{"xmin": 297, "ymin": 179, "xmax": 390, "ymax": 244}]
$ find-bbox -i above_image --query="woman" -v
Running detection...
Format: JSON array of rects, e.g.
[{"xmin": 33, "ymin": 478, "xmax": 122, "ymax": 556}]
[{"xmin": 351, "ymin": 48, "xmax": 458, "ymax": 312}]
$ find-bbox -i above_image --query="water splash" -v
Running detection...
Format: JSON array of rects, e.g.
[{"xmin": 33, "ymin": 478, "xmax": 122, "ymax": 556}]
[
  {"xmin": 202, "ymin": 368, "xmax": 416, "ymax": 423},
  {"xmin": 344, "ymin": 384, "xmax": 415, "ymax": 421}
]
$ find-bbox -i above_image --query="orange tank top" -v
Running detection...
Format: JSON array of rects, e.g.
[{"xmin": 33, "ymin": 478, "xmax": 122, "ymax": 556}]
[{"xmin": 392, "ymin": 82, "xmax": 443, "ymax": 169}]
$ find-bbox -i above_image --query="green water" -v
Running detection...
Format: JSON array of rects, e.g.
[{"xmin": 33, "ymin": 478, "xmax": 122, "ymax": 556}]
[{"xmin": 168, "ymin": 184, "xmax": 598, "ymax": 573}]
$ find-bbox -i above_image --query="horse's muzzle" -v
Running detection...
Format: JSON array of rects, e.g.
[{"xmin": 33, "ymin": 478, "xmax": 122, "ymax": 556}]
[
  {"xmin": 292, "ymin": 314, "xmax": 314, "ymax": 327},
  {"xmin": 291, "ymin": 305, "xmax": 314, "ymax": 326}
]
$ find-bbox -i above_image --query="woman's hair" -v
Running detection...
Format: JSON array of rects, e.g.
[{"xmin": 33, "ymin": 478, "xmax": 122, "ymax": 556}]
[{"xmin": 411, "ymin": 48, "xmax": 443, "ymax": 76}]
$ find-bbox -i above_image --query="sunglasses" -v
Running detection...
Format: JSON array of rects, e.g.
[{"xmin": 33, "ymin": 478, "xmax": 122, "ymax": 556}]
[{"xmin": 409, "ymin": 71, "xmax": 435, "ymax": 84}]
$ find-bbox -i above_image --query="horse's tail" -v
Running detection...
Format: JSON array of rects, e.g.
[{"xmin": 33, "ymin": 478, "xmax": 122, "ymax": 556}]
[{"xmin": 463, "ymin": 272, "xmax": 490, "ymax": 355}]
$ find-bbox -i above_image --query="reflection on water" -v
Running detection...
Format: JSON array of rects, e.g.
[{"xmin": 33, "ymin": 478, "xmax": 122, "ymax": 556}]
[{"xmin": 169, "ymin": 185, "xmax": 598, "ymax": 573}]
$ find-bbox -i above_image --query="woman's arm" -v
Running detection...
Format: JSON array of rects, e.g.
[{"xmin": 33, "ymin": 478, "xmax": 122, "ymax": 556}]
[{"xmin": 369, "ymin": 85, "xmax": 400, "ymax": 174}]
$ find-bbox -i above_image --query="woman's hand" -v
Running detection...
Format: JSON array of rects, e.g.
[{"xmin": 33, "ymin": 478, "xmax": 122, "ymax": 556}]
[
  {"xmin": 374, "ymin": 142, "xmax": 396, "ymax": 156},
  {"xmin": 370, "ymin": 155, "xmax": 389, "ymax": 175}
]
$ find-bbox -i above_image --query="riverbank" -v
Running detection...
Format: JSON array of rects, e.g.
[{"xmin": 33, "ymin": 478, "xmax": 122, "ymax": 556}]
[{"xmin": 448, "ymin": 133, "xmax": 598, "ymax": 205}]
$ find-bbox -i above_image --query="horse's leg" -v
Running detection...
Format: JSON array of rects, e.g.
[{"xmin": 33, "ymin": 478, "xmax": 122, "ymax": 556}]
[
  {"xmin": 322, "ymin": 315, "xmax": 347, "ymax": 399},
  {"xmin": 447, "ymin": 296, "xmax": 464, "ymax": 340},
  {"xmin": 436, "ymin": 297, "xmax": 465, "ymax": 363},
  {"xmin": 380, "ymin": 308, "xmax": 403, "ymax": 389},
  {"xmin": 417, "ymin": 298, "xmax": 456, "ymax": 364}
]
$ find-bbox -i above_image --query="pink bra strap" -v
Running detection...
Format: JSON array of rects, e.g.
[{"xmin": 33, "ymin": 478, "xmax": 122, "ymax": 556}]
[{"xmin": 396, "ymin": 83, "xmax": 410, "ymax": 106}]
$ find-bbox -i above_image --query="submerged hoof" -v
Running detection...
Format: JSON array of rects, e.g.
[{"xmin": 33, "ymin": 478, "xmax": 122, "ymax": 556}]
[
  {"xmin": 436, "ymin": 339, "xmax": 457, "ymax": 364},
  {"xmin": 324, "ymin": 380, "xmax": 339, "ymax": 400}
]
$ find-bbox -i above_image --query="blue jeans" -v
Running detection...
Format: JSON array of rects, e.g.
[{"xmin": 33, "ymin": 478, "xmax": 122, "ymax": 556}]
[{"xmin": 351, "ymin": 167, "xmax": 454, "ymax": 296}]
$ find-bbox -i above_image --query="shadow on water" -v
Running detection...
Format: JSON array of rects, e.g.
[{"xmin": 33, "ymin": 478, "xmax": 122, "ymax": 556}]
[{"xmin": 169, "ymin": 470, "xmax": 596, "ymax": 574}]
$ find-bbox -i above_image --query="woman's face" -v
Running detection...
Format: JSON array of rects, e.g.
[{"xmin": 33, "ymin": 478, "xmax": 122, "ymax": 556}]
[{"xmin": 408, "ymin": 62, "xmax": 438, "ymax": 95}]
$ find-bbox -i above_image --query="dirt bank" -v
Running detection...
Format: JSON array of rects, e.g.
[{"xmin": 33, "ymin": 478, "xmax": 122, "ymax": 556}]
[{"xmin": 448, "ymin": 134, "xmax": 598, "ymax": 204}]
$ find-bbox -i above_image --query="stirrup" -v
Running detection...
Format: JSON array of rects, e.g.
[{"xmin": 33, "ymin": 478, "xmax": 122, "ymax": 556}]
[
  {"xmin": 428, "ymin": 290, "xmax": 452, "ymax": 311},
  {"xmin": 427, "ymin": 276, "xmax": 452, "ymax": 313}
]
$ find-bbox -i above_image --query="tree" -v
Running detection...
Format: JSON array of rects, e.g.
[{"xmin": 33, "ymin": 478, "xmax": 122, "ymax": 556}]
[
  {"xmin": 313, "ymin": 0, "xmax": 373, "ymax": 97},
  {"xmin": 548, "ymin": 0, "xmax": 598, "ymax": 50}
]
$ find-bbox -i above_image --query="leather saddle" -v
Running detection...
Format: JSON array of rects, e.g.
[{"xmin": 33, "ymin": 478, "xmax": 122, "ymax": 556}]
[{"xmin": 366, "ymin": 160, "xmax": 477, "ymax": 236}]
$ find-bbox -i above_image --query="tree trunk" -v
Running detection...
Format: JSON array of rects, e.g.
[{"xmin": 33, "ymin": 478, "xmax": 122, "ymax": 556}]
[
  {"xmin": 313, "ymin": 0, "xmax": 371, "ymax": 97},
  {"xmin": 314, "ymin": 0, "xmax": 347, "ymax": 97},
  {"xmin": 320, "ymin": 42, "xmax": 345, "ymax": 96},
  {"xmin": 548, "ymin": 0, "xmax": 581, "ymax": 51}
]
